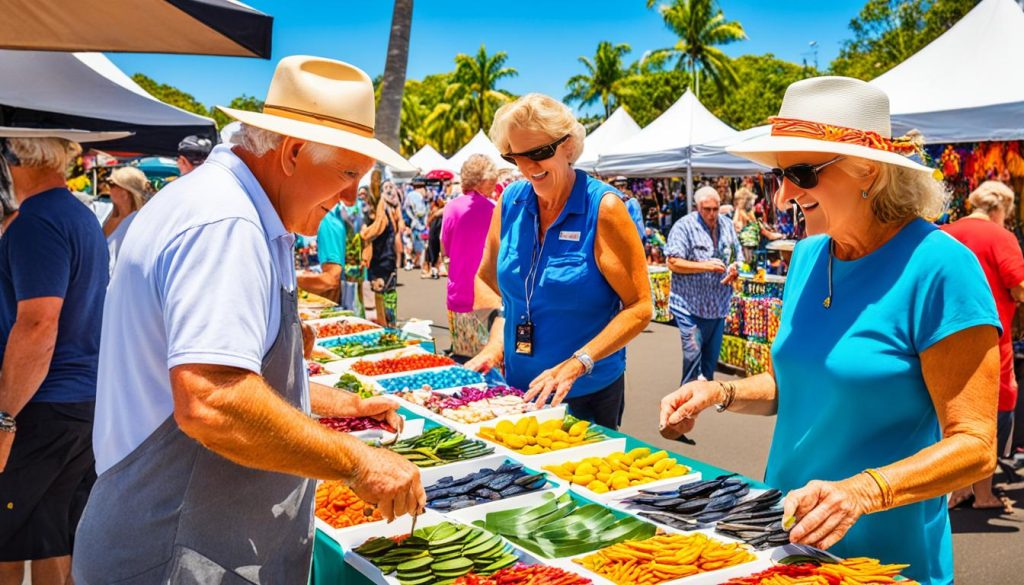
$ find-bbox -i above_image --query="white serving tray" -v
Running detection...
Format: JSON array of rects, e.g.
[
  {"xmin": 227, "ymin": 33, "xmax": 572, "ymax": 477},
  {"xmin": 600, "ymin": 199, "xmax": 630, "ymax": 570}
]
[
  {"xmin": 525, "ymin": 441, "xmax": 702, "ymax": 503},
  {"xmin": 390, "ymin": 392, "xmax": 530, "ymax": 436},
  {"xmin": 322, "ymin": 345, "xmax": 431, "ymax": 375},
  {"xmin": 341, "ymin": 515, "xmax": 544, "ymax": 585},
  {"xmin": 473, "ymin": 409, "xmax": 618, "ymax": 467},
  {"xmin": 419, "ymin": 453, "xmax": 567, "ymax": 516},
  {"xmin": 309, "ymin": 315, "xmax": 383, "ymax": 343}
]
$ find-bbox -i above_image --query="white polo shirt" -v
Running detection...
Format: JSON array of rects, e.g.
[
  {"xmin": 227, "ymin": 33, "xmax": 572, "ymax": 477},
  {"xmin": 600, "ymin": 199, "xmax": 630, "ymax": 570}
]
[{"xmin": 93, "ymin": 145, "xmax": 301, "ymax": 474}]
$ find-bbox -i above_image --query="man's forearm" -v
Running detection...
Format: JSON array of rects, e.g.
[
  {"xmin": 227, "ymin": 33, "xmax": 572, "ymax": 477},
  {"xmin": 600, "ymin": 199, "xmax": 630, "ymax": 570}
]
[
  {"xmin": 172, "ymin": 366, "xmax": 371, "ymax": 481},
  {"xmin": 296, "ymin": 270, "xmax": 341, "ymax": 303},
  {"xmin": 667, "ymin": 258, "xmax": 709, "ymax": 274},
  {"xmin": 310, "ymin": 382, "xmax": 362, "ymax": 417},
  {"xmin": 0, "ymin": 320, "xmax": 58, "ymax": 416}
]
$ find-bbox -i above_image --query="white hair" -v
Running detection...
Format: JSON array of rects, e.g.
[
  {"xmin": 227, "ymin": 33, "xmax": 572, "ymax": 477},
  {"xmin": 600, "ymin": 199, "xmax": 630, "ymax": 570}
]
[
  {"xmin": 232, "ymin": 123, "xmax": 340, "ymax": 164},
  {"xmin": 694, "ymin": 186, "xmax": 721, "ymax": 206},
  {"xmin": 8, "ymin": 138, "xmax": 81, "ymax": 173}
]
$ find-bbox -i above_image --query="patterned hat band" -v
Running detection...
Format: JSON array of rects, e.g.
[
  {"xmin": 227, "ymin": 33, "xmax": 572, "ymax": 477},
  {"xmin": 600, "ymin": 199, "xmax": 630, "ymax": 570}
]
[{"xmin": 769, "ymin": 117, "xmax": 924, "ymax": 158}]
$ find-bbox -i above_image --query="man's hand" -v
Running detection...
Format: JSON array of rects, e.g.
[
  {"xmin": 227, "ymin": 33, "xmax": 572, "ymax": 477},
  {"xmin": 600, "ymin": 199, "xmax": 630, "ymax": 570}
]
[
  {"xmin": 0, "ymin": 432, "xmax": 14, "ymax": 473},
  {"xmin": 524, "ymin": 357, "xmax": 586, "ymax": 409},
  {"xmin": 348, "ymin": 445, "xmax": 425, "ymax": 522},
  {"xmin": 355, "ymin": 396, "xmax": 403, "ymax": 434},
  {"xmin": 720, "ymin": 262, "xmax": 740, "ymax": 285},
  {"xmin": 702, "ymin": 259, "xmax": 727, "ymax": 273},
  {"xmin": 658, "ymin": 381, "xmax": 724, "ymax": 439}
]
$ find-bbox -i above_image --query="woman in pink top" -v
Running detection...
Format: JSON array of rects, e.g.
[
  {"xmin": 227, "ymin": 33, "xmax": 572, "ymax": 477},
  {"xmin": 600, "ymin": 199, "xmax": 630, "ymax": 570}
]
[{"xmin": 441, "ymin": 154, "xmax": 500, "ymax": 358}]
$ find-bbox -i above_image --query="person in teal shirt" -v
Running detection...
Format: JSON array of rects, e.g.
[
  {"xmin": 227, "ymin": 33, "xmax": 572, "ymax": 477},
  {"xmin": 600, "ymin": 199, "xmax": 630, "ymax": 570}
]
[{"xmin": 659, "ymin": 77, "xmax": 1001, "ymax": 585}]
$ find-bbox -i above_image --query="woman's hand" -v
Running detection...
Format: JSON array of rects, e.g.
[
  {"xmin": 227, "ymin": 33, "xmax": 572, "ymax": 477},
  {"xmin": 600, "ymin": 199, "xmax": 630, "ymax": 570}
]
[
  {"xmin": 782, "ymin": 474, "xmax": 879, "ymax": 550},
  {"xmin": 523, "ymin": 358, "xmax": 586, "ymax": 409},
  {"xmin": 658, "ymin": 381, "xmax": 723, "ymax": 439},
  {"xmin": 465, "ymin": 344, "xmax": 503, "ymax": 374}
]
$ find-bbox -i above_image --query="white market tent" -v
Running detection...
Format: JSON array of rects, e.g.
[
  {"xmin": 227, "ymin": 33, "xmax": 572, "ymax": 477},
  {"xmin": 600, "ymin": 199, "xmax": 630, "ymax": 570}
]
[
  {"xmin": 575, "ymin": 107, "xmax": 642, "ymax": 173},
  {"xmin": 448, "ymin": 130, "xmax": 516, "ymax": 171},
  {"xmin": 0, "ymin": 50, "xmax": 216, "ymax": 156},
  {"xmin": 408, "ymin": 144, "xmax": 454, "ymax": 173},
  {"xmin": 870, "ymin": 0, "xmax": 1024, "ymax": 144},
  {"xmin": 595, "ymin": 90, "xmax": 738, "ymax": 178},
  {"xmin": 690, "ymin": 126, "xmax": 771, "ymax": 176}
]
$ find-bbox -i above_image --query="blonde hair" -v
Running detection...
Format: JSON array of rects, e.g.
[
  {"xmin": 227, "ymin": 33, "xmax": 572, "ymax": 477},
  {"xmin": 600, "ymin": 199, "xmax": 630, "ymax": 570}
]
[
  {"xmin": 232, "ymin": 123, "xmax": 338, "ymax": 164},
  {"xmin": 733, "ymin": 187, "xmax": 756, "ymax": 210},
  {"xmin": 489, "ymin": 93, "xmax": 586, "ymax": 163},
  {"xmin": 109, "ymin": 166, "xmax": 151, "ymax": 211},
  {"xmin": 841, "ymin": 158, "xmax": 949, "ymax": 223},
  {"xmin": 460, "ymin": 154, "xmax": 499, "ymax": 193},
  {"xmin": 968, "ymin": 180, "xmax": 1015, "ymax": 215},
  {"xmin": 8, "ymin": 138, "xmax": 81, "ymax": 174}
]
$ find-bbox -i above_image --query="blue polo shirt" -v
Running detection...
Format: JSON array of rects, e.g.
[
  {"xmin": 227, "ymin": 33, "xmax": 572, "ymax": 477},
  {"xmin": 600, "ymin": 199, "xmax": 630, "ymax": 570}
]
[{"xmin": 0, "ymin": 188, "xmax": 108, "ymax": 403}]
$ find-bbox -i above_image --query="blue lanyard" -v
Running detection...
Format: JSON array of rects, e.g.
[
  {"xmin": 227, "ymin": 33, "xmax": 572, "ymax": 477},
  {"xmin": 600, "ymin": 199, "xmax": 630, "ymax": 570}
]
[{"xmin": 523, "ymin": 213, "xmax": 548, "ymax": 323}]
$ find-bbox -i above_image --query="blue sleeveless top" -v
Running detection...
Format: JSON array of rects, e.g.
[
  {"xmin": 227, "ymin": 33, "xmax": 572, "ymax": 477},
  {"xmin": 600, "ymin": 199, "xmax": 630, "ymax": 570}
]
[{"xmin": 497, "ymin": 170, "xmax": 625, "ymax": 397}]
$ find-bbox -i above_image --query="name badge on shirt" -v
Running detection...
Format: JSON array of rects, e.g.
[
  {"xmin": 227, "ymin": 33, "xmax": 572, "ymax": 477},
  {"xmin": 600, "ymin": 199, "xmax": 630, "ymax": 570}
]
[{"xmin": 559, "ymin": 231, "xmax": 581, "ymax": 242}]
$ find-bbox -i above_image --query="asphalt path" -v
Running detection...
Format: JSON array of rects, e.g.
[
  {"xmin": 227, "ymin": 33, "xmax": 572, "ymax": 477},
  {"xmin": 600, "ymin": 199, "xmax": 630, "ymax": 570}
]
[{"xmin": 395, "ymin": 271, "xmax": 1024, "ymax": 584}]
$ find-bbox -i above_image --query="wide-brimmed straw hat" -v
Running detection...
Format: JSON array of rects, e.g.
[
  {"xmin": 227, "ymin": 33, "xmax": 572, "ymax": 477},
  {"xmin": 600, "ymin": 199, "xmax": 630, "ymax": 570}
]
[
  {"xmin": 218, "ymin": 56, "xmax": 415, "ymax": 172},
  {"xmin": 0, "ymin": 127, "xmax": 132, "ymax": 142},
  {"xmin": 727, "ymin": 76, "xmax": 934, "ymax": 174}
]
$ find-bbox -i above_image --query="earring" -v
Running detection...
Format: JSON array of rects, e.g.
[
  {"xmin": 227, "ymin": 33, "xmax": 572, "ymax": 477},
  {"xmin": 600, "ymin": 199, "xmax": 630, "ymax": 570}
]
[{"xmin": 861, "ymin": 190, "xmax": 869, "ymax": 199}]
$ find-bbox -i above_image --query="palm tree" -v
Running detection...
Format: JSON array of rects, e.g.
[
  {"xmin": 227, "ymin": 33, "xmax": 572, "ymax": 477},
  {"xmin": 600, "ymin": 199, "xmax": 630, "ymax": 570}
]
[
  {"xmin": 376, "ymin": 0, "xmax": 413, "ymax": 155},
  {"xmin": 449, "ymin": 45, "xmax": 518, "ymax": 134},
  {"xmin": 423, "ymin": 98, "xmax": 472, "ymax": 157},
  {"xmin": 646, "ymin": 0, "xmax": 746, "ymax": 97},
  {"xmin": 400, "ymin": 91, "xmax": 430, "ymax": 156},
  {"xmin": 564, "ymin": 41, "xmax": 633, "ymax": 119}
]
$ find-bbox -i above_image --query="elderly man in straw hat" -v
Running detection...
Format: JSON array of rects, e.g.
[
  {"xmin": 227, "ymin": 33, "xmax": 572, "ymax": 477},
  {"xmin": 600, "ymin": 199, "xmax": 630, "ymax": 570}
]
[
  {"xmin": 0, "ymin": 128, "xmax": 123, "ymax": 585},
  {"xmin": 73, "ymin": 57, "xmax": 424, "ymax": 584}
]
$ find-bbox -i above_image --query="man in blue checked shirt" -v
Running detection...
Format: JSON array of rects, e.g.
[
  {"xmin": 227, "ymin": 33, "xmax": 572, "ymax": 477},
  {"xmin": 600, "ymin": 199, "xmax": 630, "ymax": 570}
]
[{"xmin": 665, "ymin": 186, "xmax": 742, "ymax": 383}]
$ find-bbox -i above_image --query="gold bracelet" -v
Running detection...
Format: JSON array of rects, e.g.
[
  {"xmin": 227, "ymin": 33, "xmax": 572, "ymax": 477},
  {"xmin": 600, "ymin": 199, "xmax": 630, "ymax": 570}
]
[{"xmin": 864, "ymin": 468, "xmax": 895, "ymax": 509}]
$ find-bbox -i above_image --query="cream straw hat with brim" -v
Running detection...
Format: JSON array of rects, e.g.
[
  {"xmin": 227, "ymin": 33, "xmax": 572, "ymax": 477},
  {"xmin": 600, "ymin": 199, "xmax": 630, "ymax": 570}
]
[
  {"xmin": 0, "ymin": 127, "xmax": 131, "ymax": 142},
  {"xmin": 727, "ymin": 76, "xmax": 934, "ymax": 175},
  {"xmin": 218, "ymin": 56, "xmax": 415, "ymax": 172}
]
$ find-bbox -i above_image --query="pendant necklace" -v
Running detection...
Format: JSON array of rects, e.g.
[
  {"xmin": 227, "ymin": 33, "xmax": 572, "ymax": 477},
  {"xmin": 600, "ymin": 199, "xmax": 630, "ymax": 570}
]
[{"xmin": 823, "ymin": 239, "xmax": 834, "ymax": 309}]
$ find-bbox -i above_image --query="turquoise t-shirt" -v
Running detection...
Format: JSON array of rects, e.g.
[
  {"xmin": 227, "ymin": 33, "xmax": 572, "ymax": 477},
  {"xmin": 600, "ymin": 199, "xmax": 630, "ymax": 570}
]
[
  {"xmin": 768, "ymin": 219, "xmax": 999, "ymax": 585},
  {"xmin": 317, "ymin": 205, "xmax": 346, "ymax": 266}
]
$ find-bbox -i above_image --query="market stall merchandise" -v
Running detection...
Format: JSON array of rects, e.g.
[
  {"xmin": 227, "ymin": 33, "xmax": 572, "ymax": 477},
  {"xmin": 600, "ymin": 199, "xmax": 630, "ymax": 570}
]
[
  {"xmin": 397, "ymin": 386, "xmax": 527, "ymax": 425},
  {"xmin": 648, "ymin": 266, "xmax": 672, "ymax": 323},
  {"xmin": 720, "ymin": 275, "xmax": 785, "ymax": 375},
  {"xmin": 316, "ymin": 481, "xmax": 385, "ymax": 529},
  {"xmin": 574, "ymin": 532, "xmax": 756, "ymax": 584},
  {"xmin": 477, "ymin": 415, "xmax": 607, "ymax": 455}
]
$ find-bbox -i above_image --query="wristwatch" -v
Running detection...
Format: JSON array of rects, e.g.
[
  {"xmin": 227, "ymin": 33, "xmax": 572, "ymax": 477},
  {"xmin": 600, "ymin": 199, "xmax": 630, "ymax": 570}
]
[
  {"xmin": 0, "ymin": 411, "xmax": 15, "ymax": 434},
  {"xmin": 572, "ymin": 351, "xmax": 595, "ymax": 376}
]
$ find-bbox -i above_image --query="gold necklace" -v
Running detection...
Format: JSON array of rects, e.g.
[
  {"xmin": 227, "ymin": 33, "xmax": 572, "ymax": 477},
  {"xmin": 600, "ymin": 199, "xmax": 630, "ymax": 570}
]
[{"xmin": 823, "ymin": 239, "xmax": 834, "ymax": 309}]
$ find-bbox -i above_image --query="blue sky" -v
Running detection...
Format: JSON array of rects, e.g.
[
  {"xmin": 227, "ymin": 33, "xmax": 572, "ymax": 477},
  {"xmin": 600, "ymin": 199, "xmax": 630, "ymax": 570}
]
[{"xmin": 108, "ymin": 0, "xmax": 867, "ymax": 116}]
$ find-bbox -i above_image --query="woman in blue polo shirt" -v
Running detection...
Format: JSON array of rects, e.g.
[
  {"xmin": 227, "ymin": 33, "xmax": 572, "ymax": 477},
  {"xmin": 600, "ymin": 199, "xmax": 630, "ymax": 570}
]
[{"xmin": 466, "ymin": 94, "xmax": 651, "ymax": 429}]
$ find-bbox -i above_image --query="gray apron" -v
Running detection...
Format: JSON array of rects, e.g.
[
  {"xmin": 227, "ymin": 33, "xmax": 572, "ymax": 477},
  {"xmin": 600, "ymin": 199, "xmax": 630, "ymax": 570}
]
[{"xmin": 74, "ymin": 285, "xmax": 314, "ymax": 584}]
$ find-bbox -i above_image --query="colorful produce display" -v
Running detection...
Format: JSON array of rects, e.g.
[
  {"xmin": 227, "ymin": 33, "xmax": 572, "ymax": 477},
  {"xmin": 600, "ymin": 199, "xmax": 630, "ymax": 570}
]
[
  {"xmin": 351, "ymin": 353, "xmax": 455, "ymax": 377},
  {"xmin": 542, "ymin": 447, "xmax": 690, "ymax": 494},
  {"xmin": 311, "ymin": 345, "xmax": 342, "ymax": 363},
  {"xmin": 391, "ymin": 426, "xmax": 494, "ymax": 467},
  {"xmin": 725, "ymin": 297, "xmax": 744, "ymax": 336},
  {"xmin": 316, "ymin": 320, "xmax": 379, "ymax": 339},
  {"xmin": 377, "ymin": 367, "xmax": 485, "ymax": 393},
  {"xmin": 399, "ymin": 386, "xmax": 527, "ymax": 424},
  {"xmin": 574, "ymin": 533, "xmax": 756, "ymax": 584},
  {"xmin": 308, "ymin": 361, "xmax": 326, "ymax": 376},
  {"xmin": 455, "ymin": 564, "xmax": 592, "ymax": 585},
  {"xmin": 724, "ymin": 557, "xmax": 920, "ymax": 585},
  {"xmin": 425, "ymin": 460, "xmax": 548, "ymax": 511},
  {"xmin": 720, "ymin": 335, "xmax": 746, "ymax": 369},
  {"xmin": 714, "ymin": 508, "xmax": 787, "ymax": 550},
  {"xmin": 328, "ymin": 330, "xmax": 410, "ymax": 358},
  {"xmin": 317, "ymin": 416, "xmax": 395, "ymax": 434},
  {"xmin": 478, "ymin": 493, "xmax": 656, "ymax": 559},
  {"xmin": 745, "ymin": 341, "xmax": 773, "ymax": 376},
  {"xmin": 333, "ymin": 373, "xmax": 377, "ymax": 398},
  {"xmin": 622, "ymin": 476, "xmax": 782, "ymax": 530},
  {"xmin": 354, "ymin": 521, "xmax": 519, "ymax": 584},
  {"xmin": 315, "ymin": 481, "xmax": 383, "ymax": 528},
  {"xmin": 477, "ymin": 416, "xmax": 606, "ymax": 455}
]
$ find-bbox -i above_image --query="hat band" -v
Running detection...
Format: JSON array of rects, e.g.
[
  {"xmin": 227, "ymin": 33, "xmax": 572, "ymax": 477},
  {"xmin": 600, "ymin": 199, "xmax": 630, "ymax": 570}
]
[
  {"xmin": 262, "ymin": 104, "xmax": 375, "ymax": 138},
  {"xmin": 770, "ymin": 117, "xmax": 918, "ymax": 156}
]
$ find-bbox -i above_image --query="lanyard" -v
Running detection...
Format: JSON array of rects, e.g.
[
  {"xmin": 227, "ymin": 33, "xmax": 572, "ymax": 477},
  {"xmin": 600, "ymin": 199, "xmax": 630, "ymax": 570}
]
[{"xmin": 523, "ymin": 213, "xmax": 548, "ymax": 323}]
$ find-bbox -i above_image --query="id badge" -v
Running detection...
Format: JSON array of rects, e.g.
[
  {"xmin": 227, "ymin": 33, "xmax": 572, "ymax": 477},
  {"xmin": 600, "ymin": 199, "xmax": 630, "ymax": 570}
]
[{"xmin": 515, "ymin": 322, "xmax": 534, "ymax": 356}]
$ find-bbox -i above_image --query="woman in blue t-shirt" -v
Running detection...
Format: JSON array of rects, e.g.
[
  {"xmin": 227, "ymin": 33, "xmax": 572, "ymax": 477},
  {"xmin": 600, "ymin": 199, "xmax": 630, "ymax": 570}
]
[
  {"xmin": 466, "ymin": 94, "xmax": 652, "ymax": 430},
  {"xmin": 658, "ymin": 77, "xmax": 999, "ymax": 585}
]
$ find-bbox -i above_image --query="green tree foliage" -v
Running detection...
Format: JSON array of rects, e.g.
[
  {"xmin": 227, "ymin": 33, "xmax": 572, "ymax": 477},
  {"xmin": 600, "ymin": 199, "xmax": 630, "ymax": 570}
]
[
  {"xmin": 131, "ymin": 73, "xmax": 209, "ymax": 117},
  {"xmin": 646, "ymin": 0, "xmax": 747, "ymax": 97},
  {"xmin": 565, "ymin": 41, "xmax": 634, "ymax": 118},
  {"xmin": 449, "ymin": 45, "xmax": 518, "ymax": 134},
  {"xmin": 615, "ymin": 69, "xmax": 691, "ymax": 127},
  {"xmin": 210, "ymin": 95, "xmax": 264, "ymax": 129},
  {"xmin": 701, "ymin": 54, "xmax": 818, "ymax": 130},
  {"xmin": 830, "ymin": 0, "xmax": 979, "ymax": 80}
]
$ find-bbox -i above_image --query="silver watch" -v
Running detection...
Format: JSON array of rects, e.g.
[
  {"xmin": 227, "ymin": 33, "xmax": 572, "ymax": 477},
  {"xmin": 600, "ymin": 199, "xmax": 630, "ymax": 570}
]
[{"xmin": 572, "ymin": 351, "xmax": 594, "ymax": 375}]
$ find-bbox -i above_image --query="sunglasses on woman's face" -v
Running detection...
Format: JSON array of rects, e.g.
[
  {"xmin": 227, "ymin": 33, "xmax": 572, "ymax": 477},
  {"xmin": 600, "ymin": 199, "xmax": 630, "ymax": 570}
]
[
  {"xmin": 770, "ymin": 156, "xmax": 844, "ymax": 190},
  {"xmin": 500, "ymin": 135, "xmax": 570, "ymax": 165}
]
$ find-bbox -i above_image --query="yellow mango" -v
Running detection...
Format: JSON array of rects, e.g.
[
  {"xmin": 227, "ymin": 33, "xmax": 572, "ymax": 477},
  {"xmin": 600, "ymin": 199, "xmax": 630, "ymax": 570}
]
[
  {"xmin": 520, "ymin": 444, "xmax": 544, "ymax": 455},
  {"xmin": 478, "ymin": 428, "xmax": 496, "ymax": 441},
  {"xmin": 629, "ymin": 480, "xmax": 641, "ymax": 486},
  {"xmin": 495, "ymin": 420, "xmax": 515, "ymax": 435},
  {"xmin": 576, "ymin": 462, "xmax": 596, "ymax": 476},
  {"xmin": 505, "ymin": 435, "xmax": 527, "ymax": 449},
  {"xmin": 568, "ymin": 420, "xmax": 590, "ymax": 437},
  {"xmin": 627, "ymin": 447, "xmax": 650, "ymax": 459},
  {"xmin": 641, "ymin": 468, "xmax": 659, "ymax": 478},
  {"xmin": 611, "ymin": 475, "xmax": 630, "ymax": 490},
  {"xmin": 565, "ymin": 434, "xmax": 583, "ymax": 444},
  {"xmin": 514, "ymin": 417, "xmax": 532, "ymax": 435},
  {"xmin": 551, "ymin": 441, "xmax": 570, "ymax": 450},
  {"xmin": 539, "ymin": 419, "xmax": 563, "ymax": 433},
  {"xmin": 598, "ymin": 463, "xmax": 612, "ymax": 474},
  {"xmin": 537, "ymin": 436, "xmax": 553, "ymax": 448},
  {"xmin": 662, "ymin": 465, "xmax": 689, "ymax": 478},
  {"xmin": 621, "ymin": 454, "xmax": 636, "ymax": 466},
  {"xmin": 572, "ymin": 474, "xmax": 596, "ymax": 485},
  {"xmin": 653, "ymin": 457, "xmax": 675, "ymax": 474},
  {"xmin": 526, "ymin": 417, "xmax": 539, "ymax": 437},
  {"xmin": 562, "ymin": 460, "xmax": 577, "ymax": 473},
  {"xmin": 525, "ymin": 436, "xmax": 537, "ymax": 446},
  {"xmin": 628, "ymin": 470, "xmax": 645, "ymax": 481},
  {"xmin": 596, "ymin": 472, "xmax": 611, "ymax": 483},
  {"xmin": 586, "ymin": 480, "xmax": 609, "ymax": 494},
  {"xmin": 551, "ymin": 430, "xmax": 570, "ymax": 442}
]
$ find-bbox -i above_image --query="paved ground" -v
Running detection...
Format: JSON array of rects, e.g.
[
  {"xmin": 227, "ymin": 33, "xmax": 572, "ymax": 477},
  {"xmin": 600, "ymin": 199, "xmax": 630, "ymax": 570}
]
[{"xmin": 395, "ymin": 272, "xmax": 1024, "ymax": 584}]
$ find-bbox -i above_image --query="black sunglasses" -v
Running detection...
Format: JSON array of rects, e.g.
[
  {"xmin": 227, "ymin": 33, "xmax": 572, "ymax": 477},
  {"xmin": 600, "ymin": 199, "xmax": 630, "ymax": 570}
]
[
  {"xmin": 501, "ymin": 135, "xmax": 569, "ymax": 165},
  {"xmin": 770, "ymin": 156, "xmax": 844, "ymax": 189}
]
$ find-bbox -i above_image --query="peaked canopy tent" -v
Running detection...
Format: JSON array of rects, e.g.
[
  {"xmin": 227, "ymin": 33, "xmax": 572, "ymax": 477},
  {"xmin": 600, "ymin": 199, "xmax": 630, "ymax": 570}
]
[
  {"xmin": 870, "ymin": 0, "xmax": 1024, "ymax": 144},
  {"xmin": 690, "ymin": 126, "xmax": 771, "ymax": 176},
  {"xmin": 0, "ymin": 0, "xmax": 273, "ymax": 58},
  {"xmin": 575, "ymin": 107, "xmax": 642, "ymax": 173},
  {"xmin": 408, "ymin": 144, "xmax": 454, "ymax": 174},
  {"xmin": 448, "ymin": 130, "xmax": 516, "ymax": 172},
  {"xmin": 0, "ymin": 51, "xmax": 217, "ymax": 156}
]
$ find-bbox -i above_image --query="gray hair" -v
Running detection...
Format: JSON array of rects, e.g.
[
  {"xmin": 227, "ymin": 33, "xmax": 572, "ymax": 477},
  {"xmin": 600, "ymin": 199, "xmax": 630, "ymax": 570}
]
[
  {"xmin": 8, "ymin": 138, "xmax": 81, "ymax": 173},
  {"xmin": 460, "ymin": 154, "xmax": 499, "ymax": 193},
  {"xmin": 232, "ymin": 123, "xmax": 340, "ymax": 164},
  {"xmin": 968, "ymin": 180, "xmax": 1015, "ymax": 215},
  {"xmin": 694, "ymin": 186, "xmax": 720, "ymax": 206}
]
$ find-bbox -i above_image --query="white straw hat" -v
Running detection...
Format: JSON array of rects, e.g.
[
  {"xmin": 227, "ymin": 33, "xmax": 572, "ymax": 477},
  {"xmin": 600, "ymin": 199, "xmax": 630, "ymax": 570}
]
[
  {"xmin": 727, "ymin": 76, "xmax": 934, "ymax": 174},
  {"xmin": 0, "ymin": 127, "xmax": 132, "ymax": 142},
  {"xmin": 218, "ymin": 56, "xmax": 415, "ymax": 172}
]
